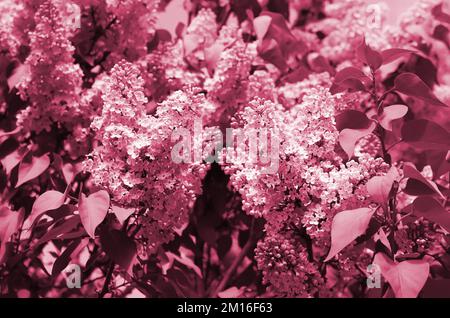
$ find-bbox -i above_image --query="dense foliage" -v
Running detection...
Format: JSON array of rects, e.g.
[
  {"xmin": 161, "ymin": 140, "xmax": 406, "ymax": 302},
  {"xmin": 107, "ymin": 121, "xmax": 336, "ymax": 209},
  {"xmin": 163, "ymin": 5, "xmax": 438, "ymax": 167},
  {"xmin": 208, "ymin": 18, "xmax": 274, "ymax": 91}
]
[{"xmin": 0, "ymin": 0, "xmax": 449, "ymax": 298}]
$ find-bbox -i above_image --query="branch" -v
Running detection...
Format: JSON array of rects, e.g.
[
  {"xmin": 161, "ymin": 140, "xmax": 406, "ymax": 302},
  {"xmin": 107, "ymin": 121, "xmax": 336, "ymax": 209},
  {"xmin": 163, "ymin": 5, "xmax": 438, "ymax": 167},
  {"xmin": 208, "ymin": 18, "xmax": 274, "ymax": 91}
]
[
  {"xmin": 208, "ymin": 220, "xmax": 255, "ymax": 297},
  {"xmin": 98, "ymin": 262, "xmax": 115, "ymax": 298}
]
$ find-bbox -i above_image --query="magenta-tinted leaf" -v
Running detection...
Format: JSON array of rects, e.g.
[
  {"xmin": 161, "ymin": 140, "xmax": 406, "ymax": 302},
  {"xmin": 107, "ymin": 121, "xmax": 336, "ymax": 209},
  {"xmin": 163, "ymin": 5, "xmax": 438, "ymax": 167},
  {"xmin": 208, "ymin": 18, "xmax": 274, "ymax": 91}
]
[
  {"xmin": 422, "ymin": 279, "xmax": 450, "ymax": 298},
  {"xmin": 29, "ymin": 190, "xmax": 66, "ymax": 227},
  {"xmin": 324, "ymin": 207, "xmax": 375, "ymax": 262},
  {"xmin": 282, "ymin": 64, "xmax": 311, "ymax": 83},
  {"xmin": 100, "ymin": 228, "xmax": 136, "ymax": 271},
  {"xmin": 262, "ymin": 12, "xmax": 305, "ymax": 54},
  {"xmin": 231, "ymin": 0, "xmax": 261, "ymax": 23},
  {"xmin": 16, "ymin": 153, "xmax": 50, "ymax": 188},
  {"xmin": 253, "ymin": 14, "xmax": 272, "ymax": 40},
  {"xmin": 335, "ymin": 109, "xmax": 372, "ymax": 131},
  {"xmin": 433, "ymin": 24, "xmax": 450, "ymax": 47},
  {"xmin": 394, "ymin": 73, "xmax": 448, "ymax": 107},
  {"xmin": 374, "ymin": 252, "xmax": 429, "ymax": 298},
  {"xmin": 0, "ymin": 207, "xmax": 24, "ymax": 263},
  {"xmin": 339, "ymin": 122, "xmax": 376, "ymax": 158},
  {"xmin": 62, "ymin": 163, "xmax": 76, "ymax": 185},
  {"xmin": 53, "ymin": 155, "xmax": 77, "ymax": 185},
  {"xmin": 111, "ymin": 205, "xmax": 135, "ymax": 225},
  {"xmin": 366, "ymin": 167, "xmax": 398, "ymax": 207},
  {"xmin": 254, "ymin": 12, "xmax": 306, "ymax": 71},
  {"xmin": 330, "ymin": 78, "xmax": 367, "ymax": 94},
  {"xmin": 334, "ymin": 67, "xmax": 370, "ymax": 84},
  {"xmin": 403, "ymin": 162, "xmax": 444, "ymax": 199},
  {"xmin": 401, "ymin": 119, "xmax": 450, "ymax": 151},
  {"xmin": 148, "ymin": 29, "xmax": 172, "ymax": 51},
  {"xmin": 51, "ymin": 239, "xmax": 82, "ymax": 277},
  {"xmin": 381, "ymin": 48, "xmax": 417, "ymax": 65},
  {"xmin": 432, "ymin": 3, "xmax": 450, "ymax": 24},
  {"xmin": 331, "ymin": 67, "xmax": 370, "ymax": 94},
  {"xmin": 413, "ymin": 196, "xmax": 450, "ymax": 232},
  {"xmin": 424, "ymin": 150, "xmax": 450, "ymax": 178},
  {"xmin": 356, "ymin": 38, "xmax": 382, "ymax": 70},
  {"xmin": 307, "ymin": 54, "xmax": 335, "ymax": 75},
  {"xmin": 34, "ymin": 215, "xmax": 81, "ymax": 248},
  {"xmin": 78, "ymin": 190, "xmax": 110, "ymax": 239},
  {"xmin": 218, "ymin": 287, "xmax": 244, "ymax": 298},
  {"xmin": 374, "ymin": 228, "xmax": 392, "ymax": 252},
  {"xmin": 378, "ymin": 104, "xmax": 408, "ymax": 131},
  {"xmin": 1, "ymin": 147, "xmax": 27, "ymax": 175},
  {"xmin": 258, "ymin": 38, "xmax": 287, "ymax": 71}
]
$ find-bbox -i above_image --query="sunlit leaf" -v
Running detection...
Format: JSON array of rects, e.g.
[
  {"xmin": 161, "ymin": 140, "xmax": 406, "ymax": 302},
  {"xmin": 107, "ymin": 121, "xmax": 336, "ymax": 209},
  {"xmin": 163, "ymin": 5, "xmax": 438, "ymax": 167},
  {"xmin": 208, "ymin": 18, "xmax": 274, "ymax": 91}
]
[
  {"xmin": 378, "ymin": 105, "xmax": 408, "ymax": 131},
  {"xmin": 374, "ymin": 252, "xmax": 429, "ymax": 298},
  {"xmin": 16, "ymin": 153, "xmax": 50, "ymax": 188},
  {"xmin": 78, "ymin": 190, "xmax": 110, "ymax": 239},
  {"xmin": 325, "ymin": 207, "xmax": 375, "ymax": 262}
]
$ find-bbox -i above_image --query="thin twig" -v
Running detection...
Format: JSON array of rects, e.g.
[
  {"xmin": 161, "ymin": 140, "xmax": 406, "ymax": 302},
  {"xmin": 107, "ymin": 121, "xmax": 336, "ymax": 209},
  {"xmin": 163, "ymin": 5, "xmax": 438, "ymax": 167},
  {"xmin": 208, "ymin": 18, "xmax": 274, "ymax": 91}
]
[
  {"xmin": 208, "ymin": 220, "xmax": 255, "ymax": 297},
  {"xmin": 99, "ymin": 262, "xmax": 115, "ymax": 298}
]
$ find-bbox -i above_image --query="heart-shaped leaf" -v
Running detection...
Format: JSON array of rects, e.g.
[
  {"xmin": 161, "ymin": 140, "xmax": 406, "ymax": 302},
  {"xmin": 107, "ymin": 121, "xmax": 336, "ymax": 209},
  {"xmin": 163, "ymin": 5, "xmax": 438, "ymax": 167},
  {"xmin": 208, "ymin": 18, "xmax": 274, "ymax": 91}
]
[
  {"xmin": 325, "ymin": 207, "xmax": 375, "ymax": 262},
  {"xmin": 111, "ymin": 205, "xmax": 135, "ymax": 225},
  {"xmin": 16, "ymin": 153, "xmax": 50, "ymax": 188},
  {"xmin": 79, "ymin": 190, "xmax": 110, "ymax": 238},
  {"xmin": 28, "ymin": 190, "xmax": 66, "ymax": 227},
  {"xmin": 339, "ymin": 122, "xmax": 376, "ymax": 158},
  {"xmin": 394, "ymin": 73, "xmax": 448, "ymax": 108},
  {"xmin": 374, "ymin": 252, "xmax": 429, "ymax": 298},
  {"xmin": 378, "ymin": 105, "xmax": 408, "ymax": 131},
  {"xmin": 413, "ymin": 196, "xmax": 450, "ymax": 232}
]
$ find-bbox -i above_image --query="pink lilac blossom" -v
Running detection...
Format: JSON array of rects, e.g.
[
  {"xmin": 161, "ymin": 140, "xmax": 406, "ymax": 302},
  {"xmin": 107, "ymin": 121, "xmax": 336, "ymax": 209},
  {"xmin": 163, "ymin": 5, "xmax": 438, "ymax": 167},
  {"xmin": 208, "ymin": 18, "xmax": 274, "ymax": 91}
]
[
  {"xmin": 16, "ymin": 0, "xmax": 83, "ymax": 133},
  {"xmin": 85, "ymin": 61, "xmax": 215, "ymax": 252}
]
